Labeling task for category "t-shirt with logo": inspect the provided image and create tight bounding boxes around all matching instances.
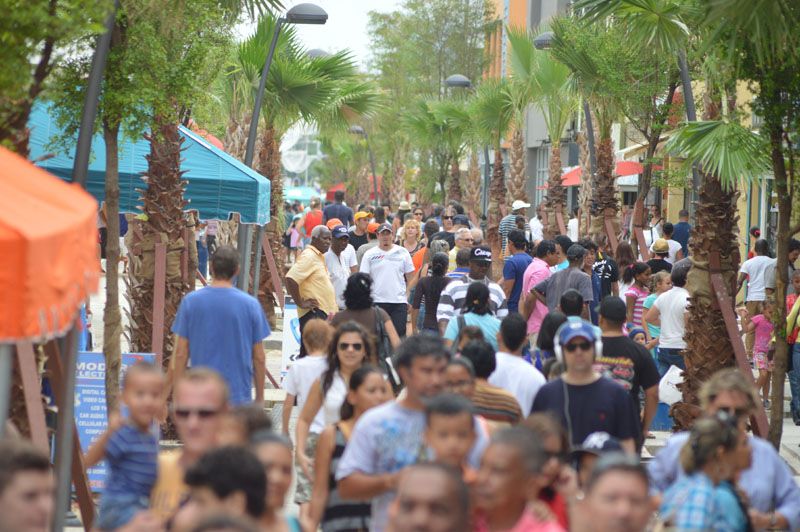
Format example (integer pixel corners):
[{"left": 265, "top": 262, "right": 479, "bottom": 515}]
[
  {"left": 593, "top": 252, "right": 619, "bottom": 298},
  {"left": 595, "top": 336, "right": 660, "bottom": 401},
  {"left": 359, "top": 245, "right": 415, "bottom": 304}
]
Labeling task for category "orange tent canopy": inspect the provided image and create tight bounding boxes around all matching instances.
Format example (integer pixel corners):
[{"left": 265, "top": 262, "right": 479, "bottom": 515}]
[{"left": 0, "top": 147, "right": 100, "bottom": 341}]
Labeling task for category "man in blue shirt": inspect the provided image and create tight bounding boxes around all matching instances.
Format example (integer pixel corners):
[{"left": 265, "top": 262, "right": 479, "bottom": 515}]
[
  {"left": 502, "top": 229, "right": 533, "bottom": 313},
  {"left": 322, "top": 189, "right": 354, "bottom": 228},
  {"left": 672, "top": 209, "right": 692, "bottom": 257},
  {"left": 169, "top": 245, "right": 271, "bottom": 406}
]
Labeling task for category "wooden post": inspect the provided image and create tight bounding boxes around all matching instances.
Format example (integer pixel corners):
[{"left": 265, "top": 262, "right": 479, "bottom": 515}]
[
  {"left": 603, "top": 209, "right": 619, "bottom": 254},
  {"left": 632, "top": 199, "right": 650, "bottom": 261},
  {"left": 196, "top": 269, "right": 208, "bottom": 286},
  {"left": 15, "top": 342, "right": 49, "bottom": 453},
  {"left": 261, "top": 232, "right": 284, "bottom": 310},
  {"left": 152, "top": 242, "right": 167, "bottom": 368},
  {"left": 553, "top": 203, "right": 567, "bottom": 235},
  {"left": 707, "top": 251, "right": 769, "bottom": 438},
  {"left": 43, "top": 341, "right": 94, "bottom": 532}
]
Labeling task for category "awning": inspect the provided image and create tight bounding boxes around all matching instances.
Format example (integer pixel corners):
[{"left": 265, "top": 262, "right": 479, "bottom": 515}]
[
  {"left": 327, "top": 176, "right": 383, "bottom": 202},
  {"left": 0, "top": 147, "right": 99, "bottom": 341},
  {"left": 28, "top": 103, "right": 270, "bottom": 224},
  {"left": 537, "top": 161, "right": 647, "bottom": 190},
  {"left": 285, "top": 186, "right": 321, "bottom": 204}
]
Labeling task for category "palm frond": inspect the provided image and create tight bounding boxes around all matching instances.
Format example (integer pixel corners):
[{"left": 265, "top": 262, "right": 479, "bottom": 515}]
[
  {"left": 664, "top": 120, "right": 772, "bottom": 190},
  {"left": 472, "top": 78, "right": 513, "bottom": 148}
]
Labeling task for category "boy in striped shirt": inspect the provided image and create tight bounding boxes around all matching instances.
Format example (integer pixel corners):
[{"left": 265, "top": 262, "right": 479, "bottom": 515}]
[{"left": 85, "top": 362, "right": 163, "bottom": 531}]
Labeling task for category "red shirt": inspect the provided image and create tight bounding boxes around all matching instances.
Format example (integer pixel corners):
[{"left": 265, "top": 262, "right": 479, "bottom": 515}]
[
  {"left": 787, "top": 294, "right": 799, "bottom": 343},
  {"left": 303, "top": 209, "right": 322, "bottom": 236}
]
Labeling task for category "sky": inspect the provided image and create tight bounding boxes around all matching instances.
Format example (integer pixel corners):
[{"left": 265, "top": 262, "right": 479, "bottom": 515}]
[{"left": 238, "top": 0, "right": 403, "bottom": 70}]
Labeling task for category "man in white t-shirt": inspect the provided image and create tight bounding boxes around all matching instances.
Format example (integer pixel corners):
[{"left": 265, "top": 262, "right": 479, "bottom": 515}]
[
  {"left": 489, "top": 314, "right": 545, "bottom": 417},
  {"left": 360, "top": 222, "right": 415, "bottom": 338},
  {"left": 567, "top": 206, "right": 580, "bottom": 241},
  {"left": 649, "top": 222, "right": 682, "bottom": 264},
  {"left": 324, "top": 225, "right": 358, "bottom": 309},
  {"left": 528, "top": 205, "right": 544, "bottom": 246},
  {"left": 737, "top": 239, "right": 773, "bottom": 359},
  {"left": 645, "top": 262, "right": 691, "bottom": 377}
]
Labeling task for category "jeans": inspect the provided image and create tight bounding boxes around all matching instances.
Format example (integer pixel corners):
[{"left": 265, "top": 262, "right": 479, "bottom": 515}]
[
  {"left": 657, "top": 347, "right": 686, "bottom": 377},
  {"left": 377, "top": 302, "right": 408, "bottom": 338},
  {"left": 790, "top": 342, "right": 800, "bottom": 414},
  {"left": 97, "top": 493, "right": 149, "bottom": 531}
]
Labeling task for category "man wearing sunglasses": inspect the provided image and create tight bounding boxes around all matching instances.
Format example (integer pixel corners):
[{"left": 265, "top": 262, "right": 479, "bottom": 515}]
[
  {"left": 531, "top": 320, "right": 639, "bottom": 454},
  {"left": 430, "top": 208, "right": 458, "bottom": 251},
  {"left": 648, "top": 369, "right": 800, "bottom": 531}
]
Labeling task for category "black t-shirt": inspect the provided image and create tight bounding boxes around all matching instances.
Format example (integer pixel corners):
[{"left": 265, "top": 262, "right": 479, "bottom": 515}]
[
  {"left": 593, "top": 252, "right": 620, "bottom": 298},
  {"left": 430, "top": 230, "right": 456, "bottom": 250},
  {"left": 647, "top": 258, "right": 672, "bottom": 275},
  {"left": 349, "top": 231, "right": 369, "bottom": 251},
  {"left": 530, "top": 376, "right": 639, "bottom": 445},
  {"left": 595, "top": 336, "right": 660, "bottom": 400}
]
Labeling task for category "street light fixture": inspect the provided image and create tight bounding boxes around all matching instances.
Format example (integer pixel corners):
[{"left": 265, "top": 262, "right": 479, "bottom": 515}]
[
  {"left": 348, "top": 126, "right": 379, "bottom": 209},
  {"left": 445, "top": 74, "right": 492, "bottom": 222},
  {"left": 240, "top": 2, "right": 328, "bottom": 293},
  {"left": 308, "top": 48, "right": 330, "bottom": 58}
]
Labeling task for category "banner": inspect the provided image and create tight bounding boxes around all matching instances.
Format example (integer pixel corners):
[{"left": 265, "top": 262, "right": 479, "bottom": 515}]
[
  {"left": 74, "top": 352, "right": 156, "bottom": 491},
  {"left": 281, "top": 295, "right": 301, "bottom": 383}
]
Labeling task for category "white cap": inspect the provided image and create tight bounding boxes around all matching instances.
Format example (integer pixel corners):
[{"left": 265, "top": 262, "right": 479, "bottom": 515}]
[{"left": 511, "top": 200, "right": 531, "bottom": 211}]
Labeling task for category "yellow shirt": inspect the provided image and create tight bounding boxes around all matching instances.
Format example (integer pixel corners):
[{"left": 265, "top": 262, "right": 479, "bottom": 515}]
[
  {"left": 150, "top": 450, "right": 188, "bottom": 525},
  {"left": 448, "top": 246, "right": 462, "bottom": 271},
  {"left": 286, "top": 245, "right": 337, "bottom": 317}
]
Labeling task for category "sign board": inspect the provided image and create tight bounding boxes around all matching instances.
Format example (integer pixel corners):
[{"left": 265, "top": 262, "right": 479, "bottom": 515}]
[
  {"left": 74, "top": 352, "right": 156, "bottom": 491},
  {"left": 280, "top": 296, "right": 301, "bottom": 383}
]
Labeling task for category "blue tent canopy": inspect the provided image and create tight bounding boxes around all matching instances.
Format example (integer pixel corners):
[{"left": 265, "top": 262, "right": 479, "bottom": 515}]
[
  {"left": 284, "top": 186, "right": 321, "bottom": 204},
  {"left": 28, "top": 103, "right": 270, "bottom": 224}
]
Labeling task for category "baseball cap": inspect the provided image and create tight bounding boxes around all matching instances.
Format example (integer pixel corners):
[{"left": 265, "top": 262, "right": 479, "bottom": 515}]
[
  {"left": 566, "top": 244, "right": 587, "bottom": 260},
  {"left": 598, "top": 295, "right": 627, "bottom": 323},
  {"left": 557, "top": 319, "right": 598, "bottom": 345},
  {"left": 452, "top": 214, "right": 469, "bottom": 226},
  {"left": 511, "top": 200, "right": 531, "bottom": 211},
  {"left": 377, "top": 222, "right": 393, "bottom": 234},
  {"left": 470, "top": 246, "right": 492, "bottom": 263},
  {"left": 652, "top": 238, "right": 669, "bottom": 253},
  {"left": 571, "top": 432, "right": 623, "bottom": 458},
  {"left": 367, "top": 222, "right": 380, "bottom": 234},
  {"left": 354, "top": 211, "right": 370, "bottom": 222},
  {"left": 332, "top": 225, "right": 349, "bottom": 239},
  {"left": 326, "top": 218, "right": 343, "bottom": 230},
  {"left": 399, "top": 201, "right": 410, "bottom": 210}
]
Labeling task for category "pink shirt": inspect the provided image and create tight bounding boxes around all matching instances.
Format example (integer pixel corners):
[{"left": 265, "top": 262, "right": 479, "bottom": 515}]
[
  {"left": 625, "top": 285, "right": 649, "bottom": 327},
  {"left": 750, "top": 314, "right": 774, "bottom": 355},
  {"left": 522, "top": 257, "right": 552, "bottom": 333},
  {"left": 475, "top": 508, "right": 566, "bottom": 532}
]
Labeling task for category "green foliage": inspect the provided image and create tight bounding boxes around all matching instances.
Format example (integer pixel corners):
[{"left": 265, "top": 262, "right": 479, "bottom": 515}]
[{"left": 472, "top": 78, "right": 513, "bottom": 150}]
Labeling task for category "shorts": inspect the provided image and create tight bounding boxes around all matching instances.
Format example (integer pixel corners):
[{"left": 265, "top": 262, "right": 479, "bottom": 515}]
[
  {"left": 294, "top": 431, "right": 320, "bottom": 504},
  {"left": 754, "top": 351, "right": 774, "bottom": 371},
  {"left": 97, "top": 493, "right": 150, "bottom": 531}
]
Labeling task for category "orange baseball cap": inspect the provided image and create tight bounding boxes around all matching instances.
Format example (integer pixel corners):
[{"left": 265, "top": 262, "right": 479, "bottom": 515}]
[
  {"left": 326, "top": 218, "right": 343, "bottom": 229},
  {"left": 367, "top": 222, "right": 380, "bottom": 234},
  {"left": 354, "top": 211, "right": 371, "bottom": 221}
]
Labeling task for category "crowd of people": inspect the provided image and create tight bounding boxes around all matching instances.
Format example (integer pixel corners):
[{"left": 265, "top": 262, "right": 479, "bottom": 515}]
[{"left": 7, "top": 196, "right": 800, "bottom": 532}]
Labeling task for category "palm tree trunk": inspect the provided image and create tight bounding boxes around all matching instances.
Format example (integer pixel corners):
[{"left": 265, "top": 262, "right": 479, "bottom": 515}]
[
  {"left": 465, "top": 149, "right": 483, "bottom": 224},
  {"left": 544, "top": 143, "right": 566, "bottom": 237},
  {"left": 577, "top": 123, "right": 594, "bottom": 237},
  {"left": 447, "top": 158, "right": 463, "bottom": 203},
  {"left": 487, "top": 146, "right": 506, "bottom": 276},
  {"left": 257, "top": 125, "right": 285, "bottom": 310},
  {"left": 506, "top": 127, "right": 528, "bottom": 206},
  {"left": 102, "top": 121, "right": 123, "bottom": 414},
  {"left": 390, "top": 148, "right": 406, "bottom": 208},
  {"left": 589, "top": 137, "right": 620, "bottom": 237}
]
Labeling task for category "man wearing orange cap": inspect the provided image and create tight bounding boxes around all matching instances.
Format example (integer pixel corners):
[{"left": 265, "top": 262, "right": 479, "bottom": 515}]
[
  {"left": 350, "top": 211, "right": 371, "bottom": 251},
  {"left": 325, "top": 218, "right": 343, "bottom": 230},
  {"left": 356, "top": 222, "right": 380, "bottom": 268}
]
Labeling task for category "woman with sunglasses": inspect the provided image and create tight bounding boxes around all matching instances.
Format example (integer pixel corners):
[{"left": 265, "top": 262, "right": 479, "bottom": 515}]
[
  {"left": 398, "top": 218, "right": 424, "bottom": 271},
  {"left": 295, "top": 321, "right": 380, "bottom": 487},
  {"left": 659, "top": 412, "right": 752, "bottom": 532}
]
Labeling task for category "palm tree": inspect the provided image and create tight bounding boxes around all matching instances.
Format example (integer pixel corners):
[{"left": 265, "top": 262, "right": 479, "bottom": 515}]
[
  {"left": 508, "top": 26, "right": 578, "bottom": 237},
  {"left": 430, "top": 98, "right": 472, "bottom": 203},
  {"left": 402, "top": 96, "right": 453, "bottom": 203},
  {"left": 473, "top": 78, "right": 513, "bottom": 266}
]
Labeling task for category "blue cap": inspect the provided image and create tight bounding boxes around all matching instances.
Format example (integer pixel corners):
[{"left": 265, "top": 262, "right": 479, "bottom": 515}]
[
  {"left": 557, "top": 319, "right": 598, "bottom": 345},
  {"left": 332, "top": 225, "right": 349, "bottom": 239}
]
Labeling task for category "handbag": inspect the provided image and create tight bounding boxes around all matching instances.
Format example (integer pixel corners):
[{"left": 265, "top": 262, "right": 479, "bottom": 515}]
[{"left": 374, "top": 307, "right": 401, "bottom": 393}]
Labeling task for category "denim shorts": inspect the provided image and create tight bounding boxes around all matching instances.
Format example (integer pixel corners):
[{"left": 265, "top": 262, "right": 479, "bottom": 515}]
[{"left": 97, "top": 492, "right": 150, "bottom": 531}]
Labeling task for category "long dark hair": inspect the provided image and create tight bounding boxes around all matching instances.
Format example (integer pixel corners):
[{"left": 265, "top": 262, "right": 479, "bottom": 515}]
[
  {"left": 321, "top": 321, "right": 376, "bottom": 396},
  {"left": 426, "top": 251, "right": 452, "bottom": 295},
  {"left": 343, "top": 272, "right": 373, "bottom": 310},
  {"left": 339, "top": 365, "right": 384, "bottom": 421},
  {"left": 536, "top": 311, "right": 567, "bottom": 353},
  {"left": 621, "top": 262, "right": 650, "bottom": 285},
  {"left": 615, "top": 241, "right": 636, "bottom": 271},
  {"left": 462, "top": 282, "right": 490, "bottom": 316}
]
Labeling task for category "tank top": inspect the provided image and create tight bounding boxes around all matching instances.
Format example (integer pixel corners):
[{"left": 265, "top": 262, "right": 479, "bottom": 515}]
[
  {"left": 323, "top": 372, "right": 347, "bottom": 425},
  {"left": 304, "top": 209, "right": 323, "bottom": 236},
  {"left": 322, "top": 425, "right": 371, "bottom": 532}
]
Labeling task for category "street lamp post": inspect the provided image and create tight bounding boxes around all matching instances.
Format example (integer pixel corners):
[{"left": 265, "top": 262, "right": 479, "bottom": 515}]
[
  {"left": 239, "top": 3, "right": 328, "bottom": 293},
  {"left": 348, "top": 126, "right": 379, "bottom": 209},
  {"left": 444, "top": 74, "right": 491, "bottom": 223}
]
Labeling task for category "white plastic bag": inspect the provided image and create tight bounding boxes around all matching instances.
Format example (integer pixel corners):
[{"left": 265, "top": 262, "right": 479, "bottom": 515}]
[{"left": 659, "top": 365, "right": 684, "bottom": 405}]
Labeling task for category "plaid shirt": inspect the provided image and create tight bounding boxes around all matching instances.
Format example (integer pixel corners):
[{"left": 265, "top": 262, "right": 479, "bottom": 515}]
[{"left": 659, "top": 473, "right": 736, "bottom": 532}]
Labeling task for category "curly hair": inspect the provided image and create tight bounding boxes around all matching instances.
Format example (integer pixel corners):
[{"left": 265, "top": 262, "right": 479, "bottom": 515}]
[
  {"left": 400, "top": 219, "right": 422, "bottom": 245},
  {"left": 343, "top": 272, "right": 374, "bottom": 310}
]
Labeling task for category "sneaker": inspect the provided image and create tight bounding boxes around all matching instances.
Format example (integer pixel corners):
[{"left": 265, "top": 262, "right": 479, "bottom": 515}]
[
  {"left": 793, "top": 408, "right": 800, "bottom": 426},
  {"left": 762, "top": 399, "right": 770, "bottom": 409}
]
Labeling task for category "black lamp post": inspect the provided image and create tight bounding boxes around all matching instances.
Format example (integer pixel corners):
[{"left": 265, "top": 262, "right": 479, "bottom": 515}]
[
  {"left": 348, "top": 126, "right": 379, "bottom": 209},
  {"left": 239, "top": 3, "right": 328, "bottom": 293},
  {"left": 445, "top": 74, "right": 491, "bottom": 223}
]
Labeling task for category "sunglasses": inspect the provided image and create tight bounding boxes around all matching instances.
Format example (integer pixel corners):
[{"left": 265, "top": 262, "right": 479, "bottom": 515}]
[
  {"left": 564, "top": 341, "right": 592, "bottom": 353},
  {"left": 442, "top": 216, "right": 453, "bottom": 220},
  {"left": 339, "top": 342, "right": 363, "bottom": 351},
  {"left": 173, "top": 408, "right": 220, "bottom": 419},
  {"left": 414, "top": 212, "right": 424, "bottom": 216}
]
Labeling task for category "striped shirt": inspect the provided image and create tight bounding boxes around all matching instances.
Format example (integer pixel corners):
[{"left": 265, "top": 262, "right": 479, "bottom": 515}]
[
  {"left": 625, "top": 285, "right": 649, "bottom": 327},
  {"left": 322, "top": 425, "right": 371, "bottom": 532},
  {"left": 436, "top": 275, "right": 508, "bottom": 325},
  {"left": 472, "top": 383, "right": 523, "bottom": 424},
  {"left": 105, "top": 424, "right": 158, "bottom": 498},
  {"left": 498, "top": 214, "right": 518, "bottom": 255}
]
